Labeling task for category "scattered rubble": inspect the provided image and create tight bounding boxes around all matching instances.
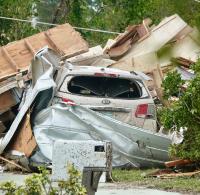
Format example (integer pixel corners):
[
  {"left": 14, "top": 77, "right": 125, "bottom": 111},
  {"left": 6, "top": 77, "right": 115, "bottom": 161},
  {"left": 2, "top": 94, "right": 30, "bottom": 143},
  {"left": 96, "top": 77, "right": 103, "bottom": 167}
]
[
  {"left": 0, "top": 48, "right": 171, "bottom": 170},
  {"left": 0, "top": 23, "right": 89, "bottom": 152},
  {"left": 148, "top": 159, "right": 200, "bottom": 179}
]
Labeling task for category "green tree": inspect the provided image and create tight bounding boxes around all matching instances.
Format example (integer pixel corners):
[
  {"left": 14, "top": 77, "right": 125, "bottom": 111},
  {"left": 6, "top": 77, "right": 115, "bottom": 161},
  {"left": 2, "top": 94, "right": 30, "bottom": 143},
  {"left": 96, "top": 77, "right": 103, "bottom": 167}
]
[
  {"left": 1, "top": 0, "right": 200, "bottom": 46},
  {"left": 0, "top": 0, "right": 39, "bottom": 45},
  {"left": 160, "top": 59, "right": 200, "bottom": 160},
  {"left": 36, "top": 0, "right": 200, "bottom": 46},
  {"left": 162, "top": 70, "right": 185, "bottom": 99}
]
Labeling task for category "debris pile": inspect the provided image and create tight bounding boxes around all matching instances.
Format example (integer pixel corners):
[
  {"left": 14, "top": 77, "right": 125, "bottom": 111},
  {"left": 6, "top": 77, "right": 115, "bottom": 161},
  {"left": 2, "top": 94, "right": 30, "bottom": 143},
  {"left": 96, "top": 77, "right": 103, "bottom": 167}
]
[
  {"left": 69, "top": 14, "right": 200, "bottom": 101},
  {"left": 148, "top": 159, "right": 200, "bottom": 179},
  {"left": 0, "top": 23, "right": 88, "bottom": 139},
  {"left": 0, "top": 48, "right": 171, "bottom": 170},
  {"left": 0, "top": 14, "right": 199, "bottom": 174}
]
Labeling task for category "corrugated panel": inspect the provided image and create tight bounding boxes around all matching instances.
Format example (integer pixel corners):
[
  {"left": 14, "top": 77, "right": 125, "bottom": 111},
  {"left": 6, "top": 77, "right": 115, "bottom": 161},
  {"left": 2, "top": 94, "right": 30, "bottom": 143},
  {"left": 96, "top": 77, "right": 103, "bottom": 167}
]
[{"left": 0, "top": 23, "right": 88, "bottom": 81}]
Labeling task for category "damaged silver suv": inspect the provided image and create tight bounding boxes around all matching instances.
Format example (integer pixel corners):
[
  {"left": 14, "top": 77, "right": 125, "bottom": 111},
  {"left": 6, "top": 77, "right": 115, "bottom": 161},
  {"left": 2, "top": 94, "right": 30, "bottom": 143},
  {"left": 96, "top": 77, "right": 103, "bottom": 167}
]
[{"left": 56, "top": 65, "right": 157, "bottom": 131}]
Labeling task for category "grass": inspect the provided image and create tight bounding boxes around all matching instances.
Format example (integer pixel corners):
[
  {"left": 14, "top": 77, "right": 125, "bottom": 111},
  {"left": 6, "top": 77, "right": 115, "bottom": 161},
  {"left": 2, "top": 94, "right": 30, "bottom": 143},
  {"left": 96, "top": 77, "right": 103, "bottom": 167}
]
[{"left": 112, "top": 169, "right": 200, "bottom": 193}]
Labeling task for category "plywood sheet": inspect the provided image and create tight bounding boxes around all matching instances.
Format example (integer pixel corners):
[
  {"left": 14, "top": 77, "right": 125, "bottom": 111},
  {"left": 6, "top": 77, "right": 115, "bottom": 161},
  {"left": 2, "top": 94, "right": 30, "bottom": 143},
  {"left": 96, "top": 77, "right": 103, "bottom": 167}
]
[
  {"left": 0, "top": 90, "right": 17, "bottom": 113},
  {"left": 0, "top": 23, "right": 88, "bottom": 81},
  {"left": 8, "top": 113, "right": 37, "bottom": 157}
]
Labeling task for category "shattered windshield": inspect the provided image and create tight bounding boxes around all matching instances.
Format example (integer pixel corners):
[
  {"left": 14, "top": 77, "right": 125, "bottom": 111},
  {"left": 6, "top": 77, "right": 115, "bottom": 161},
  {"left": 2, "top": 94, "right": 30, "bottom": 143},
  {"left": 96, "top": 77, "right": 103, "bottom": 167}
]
[{"left": 68, "top": 76, "right": 142, "bottom": 99}]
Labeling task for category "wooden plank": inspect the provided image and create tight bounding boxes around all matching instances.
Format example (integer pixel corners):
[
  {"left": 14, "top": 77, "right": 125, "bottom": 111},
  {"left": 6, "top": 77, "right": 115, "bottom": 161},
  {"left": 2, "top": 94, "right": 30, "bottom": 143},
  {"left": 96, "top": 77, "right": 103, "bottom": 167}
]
[
  {"left": 8, "top": 113, "right": 37, "bottom": 158},
  {"left": 172, "top": 57, "right": 194, "bottom": 68},
  {"left": 112, "top": 25, "right": 138, "bottom": 47},
  {"left": 165, "top": 159, "right": 192, "bottom": 168},
  {"left": 0, "top": 80, "right": 18, "bottom": 95},
  {"left": 24, "top": 39, "right": 36, "bottom": 55},
  {"left": 136, "top": 23, "right": 150, "bottom": 40},
  {"left": 108, "top": 39, "right": 132, "bottom": 58},
  {"left": 152, "top": 68, "right": 164, "bottom": 103}
]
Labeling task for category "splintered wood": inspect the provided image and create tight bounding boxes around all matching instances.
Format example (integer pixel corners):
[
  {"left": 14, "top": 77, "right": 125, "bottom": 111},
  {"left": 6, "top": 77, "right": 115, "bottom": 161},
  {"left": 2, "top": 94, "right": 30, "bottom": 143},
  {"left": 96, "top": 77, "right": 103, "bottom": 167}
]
[{"left": 0, "top": 23, "right": 88, "bottom": 81}]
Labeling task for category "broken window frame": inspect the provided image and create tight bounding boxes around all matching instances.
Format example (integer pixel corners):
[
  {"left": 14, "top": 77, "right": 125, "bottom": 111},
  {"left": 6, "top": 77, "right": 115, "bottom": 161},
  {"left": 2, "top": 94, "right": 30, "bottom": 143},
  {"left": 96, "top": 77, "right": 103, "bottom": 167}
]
[{"left": 59, "top": 75, "right": 149, "bottom": 100}]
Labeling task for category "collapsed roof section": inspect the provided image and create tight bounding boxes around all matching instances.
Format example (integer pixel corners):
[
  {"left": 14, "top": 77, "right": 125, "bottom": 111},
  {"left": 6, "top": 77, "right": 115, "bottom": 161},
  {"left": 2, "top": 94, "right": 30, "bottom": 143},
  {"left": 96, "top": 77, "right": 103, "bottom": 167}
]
[
  {"left": 104, "top": 14, "right": 200, "bottom": 72},
  {"left": 0, "top": 23, "right": 89, "bottom": 82},
  {"left": 101, "top": 14, "right": 200, "bottom": 102}
]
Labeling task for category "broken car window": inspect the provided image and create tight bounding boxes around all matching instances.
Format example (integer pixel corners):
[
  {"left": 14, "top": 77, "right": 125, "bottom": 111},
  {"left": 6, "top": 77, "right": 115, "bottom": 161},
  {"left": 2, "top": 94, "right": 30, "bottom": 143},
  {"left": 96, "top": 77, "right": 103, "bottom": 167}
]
[{"left": 68, "top": 76, "right": 142, "bottom": 99}]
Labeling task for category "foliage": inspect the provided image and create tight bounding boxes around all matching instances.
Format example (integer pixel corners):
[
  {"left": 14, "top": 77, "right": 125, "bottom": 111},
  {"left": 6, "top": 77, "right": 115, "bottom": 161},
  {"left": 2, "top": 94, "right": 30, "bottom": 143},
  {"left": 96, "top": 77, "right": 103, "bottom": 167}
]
[
  {"left": 0, "top": 0, "right": 39, "bottom": 45},
  {"left": 160, "top": 59, "right": 200, "bottom": 160},
  {"left": 1, "top": 0, "right": 200, "bottom": 46},
  {"left": 0, "top": 164, "right": 86, "bottom": 195},
  {"left": 157, "top": 106, "right": 175, "bottom": 130},
  {"left": 36, "top": 0, "right": 200, "bottom": 46},
  {"left": 162, "top": 70, "right": 185, "bottom": 99},
  {"left": 58, "top": 164, "right": 86, "bottom": 195}
]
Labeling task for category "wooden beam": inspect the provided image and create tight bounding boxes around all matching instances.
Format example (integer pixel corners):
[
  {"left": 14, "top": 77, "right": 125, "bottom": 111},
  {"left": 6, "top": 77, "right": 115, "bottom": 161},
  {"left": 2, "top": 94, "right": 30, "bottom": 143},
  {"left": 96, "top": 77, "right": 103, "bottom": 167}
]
[
  {"left": 2, "top": 47, "right": 19, "bottom": 71},
  {"left": 152, "top": 69, "right": 163, "bottom": 101},
  {"left": 165, "top": 159, "right": 193, "bottom": 168},
  {"left": 108, "top": 39, "right": 132, "bottom": 58},
  {"left": 24, "top": 39, "right": 36, "bottom": 55}
]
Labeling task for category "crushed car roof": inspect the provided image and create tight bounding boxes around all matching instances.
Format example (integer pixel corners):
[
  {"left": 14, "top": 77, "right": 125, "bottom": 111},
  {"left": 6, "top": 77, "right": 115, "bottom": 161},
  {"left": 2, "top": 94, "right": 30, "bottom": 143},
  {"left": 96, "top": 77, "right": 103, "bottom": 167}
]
[{"left": 64, "top": 63, "right": 152, "bottom": 80}]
